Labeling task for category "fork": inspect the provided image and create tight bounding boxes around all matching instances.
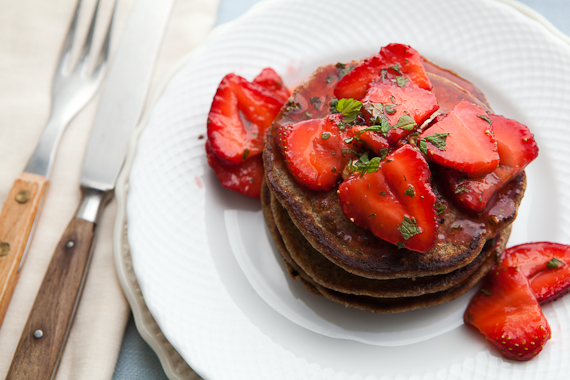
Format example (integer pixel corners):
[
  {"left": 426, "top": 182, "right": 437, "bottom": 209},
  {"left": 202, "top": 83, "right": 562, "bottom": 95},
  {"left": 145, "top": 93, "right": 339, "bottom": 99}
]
[{"left": 0, "top": 0, "right": 115, "bottom": 328}]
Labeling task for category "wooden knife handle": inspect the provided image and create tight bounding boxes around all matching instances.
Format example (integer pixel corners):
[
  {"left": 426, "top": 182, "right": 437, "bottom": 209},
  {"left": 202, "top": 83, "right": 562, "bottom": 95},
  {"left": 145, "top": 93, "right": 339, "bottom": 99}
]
[
  {"left": 0, "top": 172, "right": 49, "bottom": 328},
  {"left": 6, "top": 217, "right": 96, "bottom": 380}
]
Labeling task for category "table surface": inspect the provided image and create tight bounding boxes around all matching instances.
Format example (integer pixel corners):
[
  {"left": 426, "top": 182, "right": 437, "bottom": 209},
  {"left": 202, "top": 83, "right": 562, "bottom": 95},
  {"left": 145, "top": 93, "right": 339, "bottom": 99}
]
[{"left": 110, "top": 0, "right": 570, "bottom": 379}]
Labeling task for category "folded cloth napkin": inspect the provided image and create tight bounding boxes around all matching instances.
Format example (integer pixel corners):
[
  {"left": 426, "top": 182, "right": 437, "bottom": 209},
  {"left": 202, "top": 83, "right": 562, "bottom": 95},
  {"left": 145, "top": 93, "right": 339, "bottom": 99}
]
[{"left": 0, "top": 0, "right": 218, "bottom": 378}]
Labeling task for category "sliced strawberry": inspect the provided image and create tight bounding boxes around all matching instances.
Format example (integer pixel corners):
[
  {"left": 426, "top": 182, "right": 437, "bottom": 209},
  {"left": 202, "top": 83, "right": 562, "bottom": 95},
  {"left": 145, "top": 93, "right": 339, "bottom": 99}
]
[
  {"left": 277, "top": 114, "right": 359, "bottom": 191},
  {"left": 464, "top": 266, "right": 551, "bottom": 361},
  {"left": 440, "top": 114, "right": 538, "bottom": 213},
  {"left": 253, "top": 68, "right": 291, "bottom": 103},
  {"left": 420, "top": 100, "right": 500, "bottom": 177},
  {"left": 206, "top": 140, "right": 264, "bottom": 198},
  {"left": 360, "top": 78, "right": 439, "bottom": 145},
  {"left": 334, "top": 43, "right": 432, "bottom": 100},
  {"left": 500, "top": 242, "right": 570, "bottom": 304},
  {"left": 350, "top": 124, "right": 390, "bottom": 156},
  {"left": 338, "top": 145, "right": 437, "bottom": 252},
  {"left": 491, "top": 114, "right": 539, "bottom": 170},
  {"left": 207, "top": 72, "right": 285, "bottom": 164}
]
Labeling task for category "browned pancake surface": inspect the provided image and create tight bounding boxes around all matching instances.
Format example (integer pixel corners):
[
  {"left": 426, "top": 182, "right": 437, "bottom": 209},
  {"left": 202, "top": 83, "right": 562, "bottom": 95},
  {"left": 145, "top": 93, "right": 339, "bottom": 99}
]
[{"left": 268, "top": 183, "right": 511, "bottom": 297}]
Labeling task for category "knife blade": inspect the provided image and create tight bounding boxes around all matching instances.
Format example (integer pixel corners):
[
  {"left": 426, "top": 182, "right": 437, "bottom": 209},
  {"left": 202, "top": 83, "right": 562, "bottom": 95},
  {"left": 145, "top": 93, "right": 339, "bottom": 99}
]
[{"left": 6, "top": 0, "right": 174, "bottom": 377}]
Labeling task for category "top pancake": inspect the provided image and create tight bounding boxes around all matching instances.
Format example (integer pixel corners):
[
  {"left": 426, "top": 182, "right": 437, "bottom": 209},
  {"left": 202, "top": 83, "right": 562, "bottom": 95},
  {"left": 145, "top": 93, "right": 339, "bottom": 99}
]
[{"left": 263, "top": 59, "right": 526, "bottom": 280}]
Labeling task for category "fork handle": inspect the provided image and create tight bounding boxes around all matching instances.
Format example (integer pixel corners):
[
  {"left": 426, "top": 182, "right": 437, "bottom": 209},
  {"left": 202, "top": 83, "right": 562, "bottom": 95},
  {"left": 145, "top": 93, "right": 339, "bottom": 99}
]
[
  {"left": 0, "top": 172, "right": 49, "bottom": 328},
  {"left": 7, "top": 217, "right": 96, "bottom": 380}
]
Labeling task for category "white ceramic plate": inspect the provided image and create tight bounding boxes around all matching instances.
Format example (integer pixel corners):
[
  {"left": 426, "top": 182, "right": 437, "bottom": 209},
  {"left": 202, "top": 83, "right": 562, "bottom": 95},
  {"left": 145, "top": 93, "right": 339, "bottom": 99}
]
[{"left": 115, "top": 0, "right": 570, "bottom": 378}]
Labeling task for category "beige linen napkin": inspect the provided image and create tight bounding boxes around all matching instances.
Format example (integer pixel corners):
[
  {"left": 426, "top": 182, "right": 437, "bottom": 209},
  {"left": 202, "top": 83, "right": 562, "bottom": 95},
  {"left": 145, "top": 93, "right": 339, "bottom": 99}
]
[{"left": 0, "top": 0, "right": 218, "bottom": 378}]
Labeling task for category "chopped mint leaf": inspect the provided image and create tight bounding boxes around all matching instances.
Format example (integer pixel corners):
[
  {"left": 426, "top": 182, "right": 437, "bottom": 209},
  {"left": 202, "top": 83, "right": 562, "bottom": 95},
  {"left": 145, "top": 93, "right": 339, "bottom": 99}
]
[
  {"left": 362, "top": 102, "right": 384, "bottom": 119},
  {"left": 397, "top": 242, "right": 406, "bottom": 250},
  {"left": 305, "top": 111, "right": 312, "bottom": 118},
  {"left": 336, "top": 98, "right": 363, "bottom": 123},
  {"left": 455, "top": 186, "right": 470, "bottom": 194},
  {"left": 398, "top": 216, "right": 421, "bottom": 240},
  {"left": 419, "top": 138, "right": 428, "bottom": 155},
  {"left": 384, "top": 103, "right": 398, "bottom": 115},
  {"left": 321, "top": 133, "right": 331, "bottom": 140},
  {"left": 336, "top": 62, "right": 346, "bottom": 69},
  {"left": 547, "top": 257, "right": 565, "bottom": 269},
  {"left": 326, "top": 75, "right": 336, "bottom": 84},
  {"left": 480, "top": 288, "right": 492, "bottom": 296},
  {"left": 394, "top": 114, "right": 417, "bottom": 131},
  {"left": 242, "top": 149, "right": 250, "bottom": 161},
  {"left": 423, "top": 132, "right": 449, "bottom": 151},
  {"left": 330, "top": 98, "right": 339, "bottom": 113},
  {"left": 310, "top": 96, "right": 322, "bottom": 110},
  {"left": 391, "top": 63, "right": 402, "bottom": 75},
  {"left": 378, "top": 147, "right": 388, "bottom": 161},
  {"left": 436, "top": 204, "right": 446, "bottom": 215},
  {"left": 404, "top": 185, "right": 415, "bottom": 198},
  {"left": 392, "top": 76, "right": 409, "bottom": 87},
  {"left": 477, "top": 114, "right": 492, "bottom": 125}
]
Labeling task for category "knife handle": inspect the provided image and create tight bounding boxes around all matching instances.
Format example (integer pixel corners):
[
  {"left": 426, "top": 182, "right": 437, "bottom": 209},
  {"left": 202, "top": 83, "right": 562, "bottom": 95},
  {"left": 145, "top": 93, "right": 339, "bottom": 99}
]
[
  {"left": 0, "top": 172, "right": 49, "bottom": 328},
  {"left": 6, "top": 217, "right": 95, "bottom": 380}
]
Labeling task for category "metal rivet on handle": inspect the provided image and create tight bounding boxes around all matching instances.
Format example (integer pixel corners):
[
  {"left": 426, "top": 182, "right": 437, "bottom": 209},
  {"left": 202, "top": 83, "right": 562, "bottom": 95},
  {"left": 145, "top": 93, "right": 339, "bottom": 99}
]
[
  {"left": 15, "top": 190, "right": 31, "bottom": 204},
  {"left": 0, "top": 243, "right": 10, "bottom": 257},
  {"left": 33, "top": 329, "right": 43, "bottom": 339},
  {"left": 66, "top": 241, "right": 75, "bottom": 249}
]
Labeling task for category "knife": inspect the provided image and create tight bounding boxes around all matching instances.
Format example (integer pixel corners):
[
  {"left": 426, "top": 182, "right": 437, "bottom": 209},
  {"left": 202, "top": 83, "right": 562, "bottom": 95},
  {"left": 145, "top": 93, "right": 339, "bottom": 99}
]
[{"left": 6, "top": 0, "right": 174, "bottom": 377}]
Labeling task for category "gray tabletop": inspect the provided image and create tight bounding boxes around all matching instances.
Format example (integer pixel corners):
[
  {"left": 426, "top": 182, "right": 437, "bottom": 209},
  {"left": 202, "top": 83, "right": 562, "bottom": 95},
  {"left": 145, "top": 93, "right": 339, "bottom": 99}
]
[{"left": 111, "top": 0, "right": 570, "bottom": 379}]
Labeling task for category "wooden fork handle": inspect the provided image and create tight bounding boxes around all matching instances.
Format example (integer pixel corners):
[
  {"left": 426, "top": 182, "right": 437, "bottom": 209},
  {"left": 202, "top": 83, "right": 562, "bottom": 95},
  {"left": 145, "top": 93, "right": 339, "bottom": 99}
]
[
  {"left": 0, "top": 172, "right": 49, "bottom": 328},
  {"left": 7, "top": 217, "right": 96, "bottom": 379}
]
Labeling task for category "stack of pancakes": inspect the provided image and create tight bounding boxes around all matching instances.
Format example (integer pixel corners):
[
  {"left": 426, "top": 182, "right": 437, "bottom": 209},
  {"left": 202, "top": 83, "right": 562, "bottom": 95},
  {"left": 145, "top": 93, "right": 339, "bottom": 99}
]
[{"left": 262, "top": 58, "right": 526, "bottom": 313}]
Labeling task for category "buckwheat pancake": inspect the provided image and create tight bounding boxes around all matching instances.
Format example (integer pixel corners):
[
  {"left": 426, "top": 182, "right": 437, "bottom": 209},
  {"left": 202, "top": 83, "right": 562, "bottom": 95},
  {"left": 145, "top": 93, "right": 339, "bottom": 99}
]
[
  {"left": 264, "top": 181, "right": 511, "bottom": 297},
  {"left": 263, "top": 61, "right": 526, "bottom": 280},
  {"left": 262, "top": 180, "right": 510, "bottom": 313}
]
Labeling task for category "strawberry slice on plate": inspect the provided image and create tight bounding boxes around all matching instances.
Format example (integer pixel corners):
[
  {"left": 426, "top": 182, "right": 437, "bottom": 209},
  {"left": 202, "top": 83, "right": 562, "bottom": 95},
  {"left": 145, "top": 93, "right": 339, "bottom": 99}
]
[
  {"left": 420, "top": 100, "right": 500, "bottom": 178},
  {"left": 464, "top": 266, "right": 551, "bottom": 361},
  {"left": 338, "top": 145, "right": 437, "bottom": 252},
  {"left": 440, "top": 114, "right": 538, "bottom": 213},
  {"left": 206, "top": 140, "right": 264, "bottom": 198},
  {"left": 253, "top": 67, "right": 291, "bottom": 103},
  {"left": 501, "top": 242, "right": 570, "bottom": 304},
  {"left": 277, "top": 114, "right": 359, "bottom": 191},
  {"left": 207, "top": 72, "right": 286, "bottom": 164},
  {"left": 334, "top": 43, "right": 432, "bottom": 100},
  {"left": 360, "top": 78, "right": 439, "bottom": 145}
]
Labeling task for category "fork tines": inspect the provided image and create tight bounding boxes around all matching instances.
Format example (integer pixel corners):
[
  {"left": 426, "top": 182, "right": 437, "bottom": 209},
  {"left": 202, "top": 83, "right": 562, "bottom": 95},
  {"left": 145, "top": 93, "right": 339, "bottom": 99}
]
[{"left": 58, "top": 0, "right": 117, "bottom": 78}]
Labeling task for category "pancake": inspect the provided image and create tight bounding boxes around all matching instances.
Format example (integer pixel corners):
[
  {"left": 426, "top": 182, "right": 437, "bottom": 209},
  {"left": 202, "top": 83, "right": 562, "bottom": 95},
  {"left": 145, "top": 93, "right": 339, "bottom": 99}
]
[
  {"left": 266, "top": 181, "right": 511, "bottom": 297},
  {"left": 262, "top": 180, "right": 510, "bottom": 313},
  {"left": 263, "top": 61, "right": 526, "bottom": 280}
]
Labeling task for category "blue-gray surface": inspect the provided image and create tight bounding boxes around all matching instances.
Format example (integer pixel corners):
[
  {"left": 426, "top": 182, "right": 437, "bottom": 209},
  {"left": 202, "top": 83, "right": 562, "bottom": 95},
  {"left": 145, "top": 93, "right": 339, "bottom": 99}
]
[{"left": 111, "top": 0, "right": 570, "bottom": 379}]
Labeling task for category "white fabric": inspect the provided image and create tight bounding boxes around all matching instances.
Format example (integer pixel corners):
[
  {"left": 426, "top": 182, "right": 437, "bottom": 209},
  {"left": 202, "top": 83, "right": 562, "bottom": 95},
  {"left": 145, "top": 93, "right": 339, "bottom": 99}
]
[{"left": 0, "top": 0, "right": 218, "bottom": 378}]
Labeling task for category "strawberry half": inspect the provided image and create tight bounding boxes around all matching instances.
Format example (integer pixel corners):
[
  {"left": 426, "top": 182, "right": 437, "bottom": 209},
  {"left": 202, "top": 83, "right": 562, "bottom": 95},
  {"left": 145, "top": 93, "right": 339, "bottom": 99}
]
[
  {"left": 464, "top": 266, "right": 551, "bottom": 361},
  {"left": 338, "top": 145, "right": 437, "bottom": 252},
  {"left": 360, "top": 78, "right": 439, "bottom": 145},
  {"left": 206, "top": 140, "right": 264, "bottom": 198},
  {"left": 420, "top": 100, "right": 500, "bottom": 178},
  {"left": 253, "top": 67, "right": 291, "bottom": 103},
  {"left": 501, "top": 242, "right": 570, "bottom": 304},
  {"left": 334, "top": 43, "right": 432, "bottom": 100},
  {"left": 207, "top": 72, "right": 286, "bottom": 164},
  {"left": 277, "top": 114, "right": 359, "bottom": 191},
  {"left": 440, "top": 114, "right": 538, "bottom": 213}
]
